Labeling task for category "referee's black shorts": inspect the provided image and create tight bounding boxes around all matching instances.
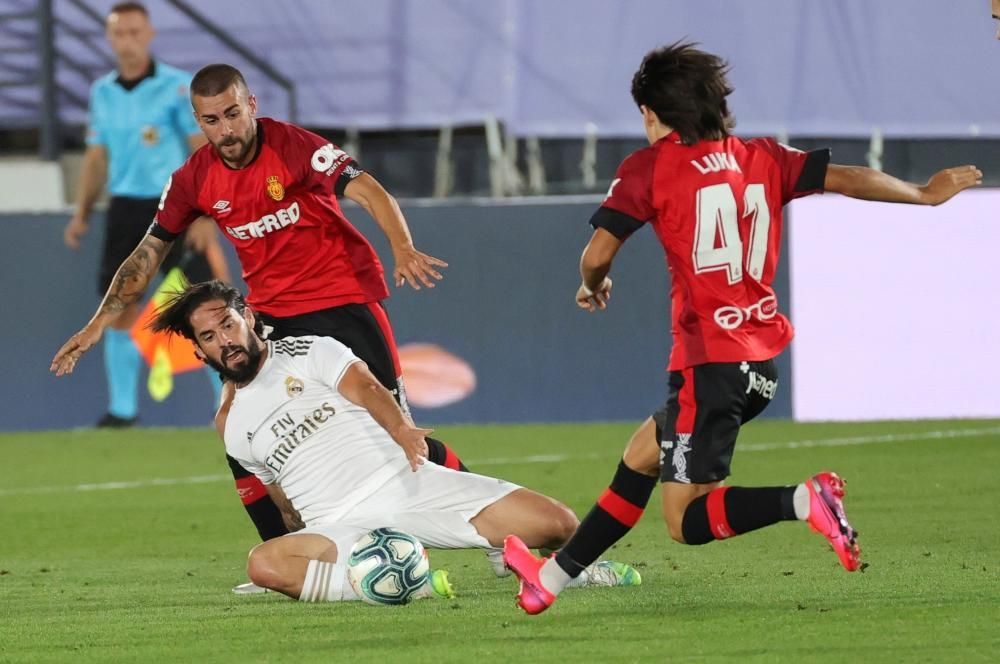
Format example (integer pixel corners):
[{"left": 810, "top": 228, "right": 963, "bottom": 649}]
[{"left": 97, "top": 196, "right": 213, "bottom": 295}]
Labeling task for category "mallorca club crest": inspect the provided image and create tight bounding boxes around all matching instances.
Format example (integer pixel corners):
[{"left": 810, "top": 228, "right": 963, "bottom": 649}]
[
  {"left": 285, "top": 376, "right": 304, "bottom": 398},
  {"left": 266, "top": 175, "right": 285, "bottom": 201}
]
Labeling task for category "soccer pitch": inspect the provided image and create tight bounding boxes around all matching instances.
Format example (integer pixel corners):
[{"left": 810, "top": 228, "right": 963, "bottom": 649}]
[{"left": 1, "top": 420, "right": 997, "bottom": 662}]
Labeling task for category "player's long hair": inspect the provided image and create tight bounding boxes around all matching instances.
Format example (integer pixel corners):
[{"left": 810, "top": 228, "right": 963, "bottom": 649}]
[
  {"left": 631, "top": 41, "right": 735, "bottom": 145},
  {"left": 151, "top": 279, "right": 262, "bottom": 341}
]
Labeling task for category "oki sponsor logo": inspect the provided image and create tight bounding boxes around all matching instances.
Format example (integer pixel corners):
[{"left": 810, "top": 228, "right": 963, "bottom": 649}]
[
  {"left": 225, "top": 202, "right": 301, "bottom": 240},
  {"left": 713, "top": 294, "right": 778, "bottom": 330},
  {"left": 311, "top": 143, "right": 350, "bottom": 176}
]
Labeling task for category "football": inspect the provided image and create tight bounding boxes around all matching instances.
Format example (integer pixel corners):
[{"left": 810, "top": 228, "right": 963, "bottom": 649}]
[{"left": 347, "top": 528, "right": 430, "bottom": 605}]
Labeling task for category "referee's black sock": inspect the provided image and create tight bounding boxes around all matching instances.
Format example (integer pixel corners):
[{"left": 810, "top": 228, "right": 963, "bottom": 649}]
[
  {"left": 227, "top": 454, "right": 288, "bottom": 541},
  {"left": 555, "top": 460, "right": 657, "bottom": 577},
  {"left": 425, "top": 437, "right": 470, "bottom": 472},
  {"left": 680, "top": 486, "right": 798, "bottom": 545}
]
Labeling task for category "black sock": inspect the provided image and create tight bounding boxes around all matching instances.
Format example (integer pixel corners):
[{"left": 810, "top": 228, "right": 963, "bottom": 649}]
[
  {"left": 555, "top": 460, "right": 657, "bottom": 576},
  {"left": 425, "top": 437, "right": 469, "bottom": 472},
  {"left": 680, "top": 486, "right": 797, "bottom": 545},
  {"left": 227, "top": 454, "right": 288, "bottom": 541}
]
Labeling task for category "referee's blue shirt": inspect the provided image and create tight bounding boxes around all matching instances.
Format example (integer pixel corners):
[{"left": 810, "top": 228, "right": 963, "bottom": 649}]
[{"left": 86, "top": 60, "right": 200, "bottom": 198}]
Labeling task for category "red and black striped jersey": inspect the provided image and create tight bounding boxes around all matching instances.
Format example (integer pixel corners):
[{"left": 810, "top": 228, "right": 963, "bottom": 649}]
[{"left": 152, "top": 118, "right": 388, "bottom": 317}]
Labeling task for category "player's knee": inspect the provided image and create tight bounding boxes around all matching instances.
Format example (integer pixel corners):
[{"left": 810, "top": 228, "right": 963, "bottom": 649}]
[
  {"left": 557, "top": 505, "right": 580, "bottom": 541},
  {"left": 545, "top": 502, "right": 580, "bottom": 545},
  {"left": 246, "top": 543, "right": 284, "bottom": 590},
  {"left": 664, "top": 514, "right": 688, "bottom": 544}
]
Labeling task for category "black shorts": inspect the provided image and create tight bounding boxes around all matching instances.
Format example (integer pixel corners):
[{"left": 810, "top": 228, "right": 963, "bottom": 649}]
[
  {"left": 98, "top": 196, "right": 213, "bottom": 294},
  {"left": 654, "top": 359, "right": 778, "bottom": 484},
  {"left": 256, "top": 302, "right": 408, "bottom": 410}
]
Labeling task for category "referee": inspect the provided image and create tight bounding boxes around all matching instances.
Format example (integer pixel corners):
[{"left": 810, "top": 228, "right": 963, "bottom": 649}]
[{"left": 63, "top": 2, "right": 228, "bottom": 427}]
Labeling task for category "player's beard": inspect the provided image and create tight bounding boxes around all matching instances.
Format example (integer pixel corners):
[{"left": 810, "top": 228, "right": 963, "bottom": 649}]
[
  {"left": 207, "top": 338, "right": 264, "bottom": 384},
  {"left": 215, "top": 131, "right": 254, "bottom": 166}
]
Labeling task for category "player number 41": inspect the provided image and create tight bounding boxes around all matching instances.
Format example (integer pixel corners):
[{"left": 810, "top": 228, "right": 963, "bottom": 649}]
[{"left": 693, "top": 182, "right": 771, "bottom": 284}]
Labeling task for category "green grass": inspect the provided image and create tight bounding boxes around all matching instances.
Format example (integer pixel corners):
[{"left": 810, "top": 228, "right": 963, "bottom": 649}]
[{"left": 1, "top": 419, "right": 998, "bottom": 663}]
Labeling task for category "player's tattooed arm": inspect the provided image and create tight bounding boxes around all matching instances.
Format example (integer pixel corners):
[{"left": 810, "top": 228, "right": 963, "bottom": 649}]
[
  {"left": 50, "top": 233, "right": 173, "bottom": 376},
  {"left": 99, "top": 234, "right": 172, "bottom": 317}
]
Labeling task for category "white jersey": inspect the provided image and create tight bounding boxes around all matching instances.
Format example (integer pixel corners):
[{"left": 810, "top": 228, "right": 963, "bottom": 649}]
[{"left": 224, "top": 336, "right": 411, "bottom": 527}]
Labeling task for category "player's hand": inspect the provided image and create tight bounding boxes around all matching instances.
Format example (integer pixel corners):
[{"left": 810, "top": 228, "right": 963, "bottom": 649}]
[
  {"left": 392, "top": 424, "right": 432, "bottom": 471},
  {"left": 184, "top": 216, "right": 217, "bottom": 253},
  {"left": 64, "top": 215, "right": 90, "bottom": 250},
  {"left": 50, "top": 323, "right": 104, "bottom": 376},
  {"left": 576, "top": 277, "right": 612, "bottom": 312},
  {"left": 919, "top": 165, "right": 982, "bottom": 205},
  {"left": 393, "top": 246, "right": 448, "bottom": 290},
  {"left": 282, "top": 508, "right": 305, "bottom": 533}
]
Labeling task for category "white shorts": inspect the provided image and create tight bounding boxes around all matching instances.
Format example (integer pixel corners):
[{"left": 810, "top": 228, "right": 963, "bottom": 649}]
[{"left": 291, "top": 463, "right": 520, "bottom": 553}]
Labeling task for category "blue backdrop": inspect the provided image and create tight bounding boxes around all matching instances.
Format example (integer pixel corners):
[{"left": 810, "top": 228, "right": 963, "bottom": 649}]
[{"left": 0, "top": 200, "right": 793, "bottom": 431}]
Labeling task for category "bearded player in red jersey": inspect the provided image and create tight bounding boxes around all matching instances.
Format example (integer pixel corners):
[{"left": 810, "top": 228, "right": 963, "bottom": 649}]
[
  {"left": 51, "top": 64, "right": 470, "bottom": 551},
  {"left": 503, "top": 42, "right": 983, "bottom": 614}
]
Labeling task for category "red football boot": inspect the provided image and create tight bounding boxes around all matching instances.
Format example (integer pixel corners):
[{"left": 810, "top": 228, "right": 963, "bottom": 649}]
[
  {"left": 806, "top": 472, "right": 861, "bottom": 571},
  {"left": 503, "top": 535, "right": 557, "bottom": 615}
]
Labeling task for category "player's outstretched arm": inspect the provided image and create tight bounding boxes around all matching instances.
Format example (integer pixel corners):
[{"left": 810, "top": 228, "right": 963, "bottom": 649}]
[
  {"left": 577, "top": 228, "right": 623, "bottom": 312},
  {"left": 824, "top": 164, "right": 982, "bottom": 206},
  {"left": 50, "top": 233, "right": 173, "bottom": 376},
  {"left": 343, "top": 173, "right": 448, "bottom": 290},
  {"left": 337, "top": 361, "right": 430, "bottom": 471}
]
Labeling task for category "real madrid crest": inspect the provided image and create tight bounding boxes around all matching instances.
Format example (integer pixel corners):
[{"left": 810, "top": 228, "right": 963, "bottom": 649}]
[
  {"left": 266, "top": 175, "right": 285, "bottom": 201},
  {"left": 285, "top": 376, "right": 304, "bottom": 397}
]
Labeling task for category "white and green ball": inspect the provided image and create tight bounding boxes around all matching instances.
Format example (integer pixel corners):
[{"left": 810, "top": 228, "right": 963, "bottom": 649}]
[{"left": 347, "top": 528, "right": 429, "bottom": 605}]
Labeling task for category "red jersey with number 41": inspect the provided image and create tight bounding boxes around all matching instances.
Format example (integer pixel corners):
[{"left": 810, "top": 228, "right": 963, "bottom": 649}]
[
  {"left": 151, "top": 117, "right": 388, "bottom": 317},
  {"left": 591, "top": 132, "right": 829, "bottom": 370}
]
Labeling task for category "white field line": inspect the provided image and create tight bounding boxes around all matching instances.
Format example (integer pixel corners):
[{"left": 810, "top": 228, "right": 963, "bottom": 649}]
[
  {"left": 0, "top": 473, "right": 231, "bottom": 496},
  {"left": 468, "top": 426, "right": 1000, "bottom": 465},
  {"left": 2, "top": 426, "right": 997, "bottom": 497}
]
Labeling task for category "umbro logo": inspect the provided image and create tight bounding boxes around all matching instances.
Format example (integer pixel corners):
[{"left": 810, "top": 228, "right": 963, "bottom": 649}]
[{"left": 213, "top": 200, "right": 232, "bottom": 216}]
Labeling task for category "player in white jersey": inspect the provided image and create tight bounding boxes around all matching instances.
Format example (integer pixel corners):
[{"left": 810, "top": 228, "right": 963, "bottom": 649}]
[{"left": 152, "top": 280, "right": 642, "bottom": 602}]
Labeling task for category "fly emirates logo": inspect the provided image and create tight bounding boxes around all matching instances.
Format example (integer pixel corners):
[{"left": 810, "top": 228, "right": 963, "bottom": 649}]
[
  {"left": 263, "top": 402, "right": 336, "bottom": 474},
  {"left": 225, "top": 201, "right": 301, "bottom": 240}
]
